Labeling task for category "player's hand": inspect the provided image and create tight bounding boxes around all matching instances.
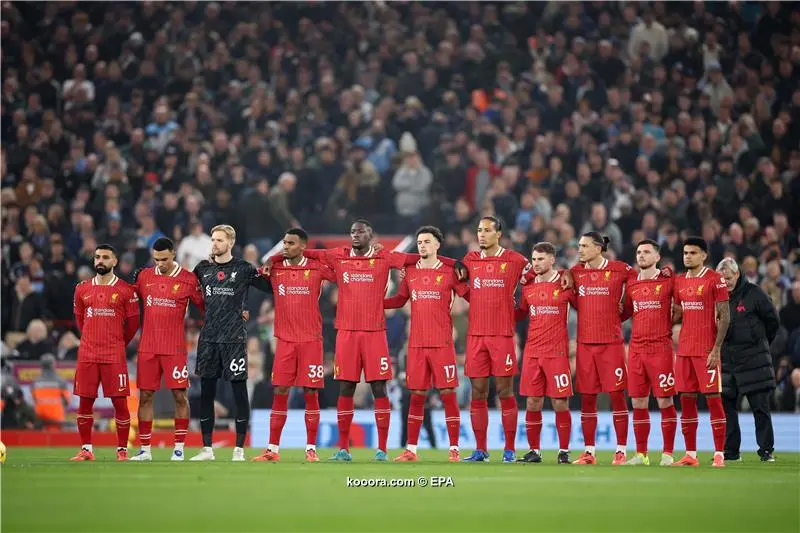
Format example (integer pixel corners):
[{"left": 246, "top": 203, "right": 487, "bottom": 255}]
[
  {"left": 660, "top": 266, "right": 673, "bottom": 278},
  {"left": 706, "top": 347, "right": 721, "bottom": 369},
  {"left": 561, "top": 270, "right": 574, "bottom": 289},
  {"left": 618, "top": 301, "right": 624, "bottom": 315},
  {"left": 398, "top": 267, "right": 406, "bottom": 280},
  {"left": 242, "top": 310, "right": 250, "bottom": 321},
  {"left": 373, "top": 242, "right": 384, "bottom": 252},
  {"left": 260, "top": 259, "right": 273, "bottom": 277}
]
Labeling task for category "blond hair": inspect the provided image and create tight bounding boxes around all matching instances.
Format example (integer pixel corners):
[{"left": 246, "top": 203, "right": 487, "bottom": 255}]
[{"left": 211, "top": 224, "right": 236, "bottom": 242}]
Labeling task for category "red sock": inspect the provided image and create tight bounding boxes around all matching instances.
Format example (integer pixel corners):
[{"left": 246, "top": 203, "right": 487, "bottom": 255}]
[
  {"left": 406, "top": 394, "right": 425, "bottom": 447},
  {"left": 680, "top": 395, "right": 699, "bottom": 453},
  {"left": 470, "top": 399, "right": 488, "bottom": 451},
  {"left": 440, "top": 392, "right": 460, "bottom": 448},
  {"left": 706, "top": 395, "right": 727, "bottom": 453},
  {"left": 138, "top": 419, "right": 153, "bottom": 447},
  {"left": 304, "top": 392, "right": 320, "bottom": 447},
  {"left": 581, "top": 394, "right": 598, "bottom": 447},
  {"left": 660, "top": 405, "right": 677, "bottom": 455},
  {"left": 374, "top": 397, "right": 391, "bottom": 452},
  {"left": 337, "top": 396, "right": 355, "bottom": 451},
  {"left": 555, "top": 410, "right": 571, "bottom": 451},
  {"left": 632, "top": 408, "right": 650, "bottom": 454},
  {"left": 111, "top": 397, "right": 130, "bottom": 449},
  {"left": 269, "top": 393, "right": 289, "bottom": 448},
  {"left": 525, "top": 410, "right": 542, "bottom": 451},
  {"left": 500, "top": 397, "right": 518, "bottom": 452},
  {"left": 77, "top": 396, "right": 95, "bottom": 447},
  {"left": 174, "top": 418, "right": 189, "bottom": 445},
  {"left": 610, "top": 390, "right": 629, "bottom": 447}
]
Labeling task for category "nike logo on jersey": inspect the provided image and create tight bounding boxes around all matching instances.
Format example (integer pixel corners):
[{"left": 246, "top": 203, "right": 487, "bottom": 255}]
[{"left": 203, "top": 274, "right": 212, "bottom": 278}]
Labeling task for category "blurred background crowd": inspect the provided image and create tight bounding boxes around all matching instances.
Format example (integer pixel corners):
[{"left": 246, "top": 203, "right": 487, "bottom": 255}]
[{"left": 2, "top": 2, "right": 799, "bottom": 433}]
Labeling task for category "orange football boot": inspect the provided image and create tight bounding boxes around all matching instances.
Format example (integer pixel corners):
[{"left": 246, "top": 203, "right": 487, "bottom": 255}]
[
  {"left": 70, "top": 448, "right": 95, "bottom": 461},
  {"left": 252, "top": 450, "right": 280, "bottom": 462},
  {"left": 672, "top": 454, "right": 700, "bottom": 467},
  {"left": 116, "top": 449, "right": 128, "bottom": 461},
  {"left": 305, "top": 449, "right": 320, "bottom": 462},
  {"left": 611, "top": 451, "right": 627, "bottom": 465},
  {"left": 711, "top": 454, "right": 725, "bottom": 468},
  {"left": 393, "top": 450, "right": 418, "bottom": 462},
  {"left": 448, "top": 449, "right": 460, "bottom": 462}
]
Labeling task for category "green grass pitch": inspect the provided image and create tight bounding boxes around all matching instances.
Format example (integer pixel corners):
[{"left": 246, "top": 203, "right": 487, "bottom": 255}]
[{"left": 2, "top": 448, "right": 798, "bottom": 533}]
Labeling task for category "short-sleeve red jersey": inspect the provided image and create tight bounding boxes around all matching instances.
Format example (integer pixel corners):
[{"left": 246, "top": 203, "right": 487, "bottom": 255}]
[
  {"left": 74, "top": 275, "right": 139, "bottom": 363},
  {"left": 571, "top": 258, "right": 631, "bottom": 344},
  {"left": 134, "top": 264, "right": 204, "bottom": 356},
  {"left": 462, "top": 247, "right": 529, "bottom": 337},
  {"left": 269, "top": 256, "right": 335, "bottom": 342},
  {"left": 674, "top": 267, "right": 729, "bottom": 357},
  {"left": 518, "top": 271, "right": 572, "bottom": 358},
  {"left": 624, "top": 272, "right": 675, "bottom": 350}
]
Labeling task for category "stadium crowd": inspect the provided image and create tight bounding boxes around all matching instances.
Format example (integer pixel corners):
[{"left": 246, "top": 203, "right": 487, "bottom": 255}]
[{"left": 1, "top": 2, "right": 799, "bottom": 428}]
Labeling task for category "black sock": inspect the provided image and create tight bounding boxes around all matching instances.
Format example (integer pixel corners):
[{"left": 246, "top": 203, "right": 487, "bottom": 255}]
[
  {"left": 231, "top": 380, "right": 250, "bottom": 448},
  {"left": 200, "top": 378, "right": 218, "bottom": 447}
]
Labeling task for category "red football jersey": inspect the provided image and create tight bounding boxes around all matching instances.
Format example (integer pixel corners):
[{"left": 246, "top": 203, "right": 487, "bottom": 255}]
[
  {"left": 270, "top": 256, "right": 335, "bottom": 342},
  {"left": 674, "top": 267, "right": 729, "bottom": 357},
  {"left": 625, "top": 272, "right": 674, "bottom": 349},
  {"left": 463, "top": 247, "right": 529, "bottom": 337},
  {"left": 518, "top": 271, "right": 572, "bottom": 358},
  {"left": 74, "top": 275, "right": 139, "bottom": 363},
  {"left": 134, "top": 264, "right": 204, "bottom": 356},
  {"left": 305, "top": 247, "right": 410, "bottom": 331},
  {"left": 384, "top": 260, "right": 469, "bottom": 347},
  {"left": 571, "top": 258, "right": 631, "bottom": 344}
]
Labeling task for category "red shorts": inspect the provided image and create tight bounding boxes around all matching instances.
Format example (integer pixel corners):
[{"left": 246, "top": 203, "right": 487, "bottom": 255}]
[
  {"left": 675, "top": 356, "right": 721, "bottom": 394},
  {"left": 334, "top": 330, "right": 391, "bottom": 382},
  {"left": 465, "top": 335, "right": 518, "bottom": 378},
  {"left": 272, "top": 339, "right": 324, "bottom": 389},
  {"left": 628, "top": 344, "right": 676, "bottom": 398},
  {"left": 520, "top": 357, "right": 573, "bottom": 398},
  {"left": 138, "top": 352, "right": 189, "bottom": 391},
  {"left": 74, "top": 360, "right": 130, "bottom": 398},
  {"left": 406, "top": 345, "right": 459, "bottom": 391},
  {"left": 575, "top": 342, "right": 627, "bottom": 394}
]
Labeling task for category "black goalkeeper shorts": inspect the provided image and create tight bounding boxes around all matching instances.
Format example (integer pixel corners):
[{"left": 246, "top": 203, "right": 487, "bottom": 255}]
[{"left": 195, "top": 342, "right": 248, "bottom": 382}]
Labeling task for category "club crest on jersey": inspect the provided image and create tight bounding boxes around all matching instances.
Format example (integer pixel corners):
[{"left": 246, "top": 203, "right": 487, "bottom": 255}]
[
  {"left": 111, "top": 293, "right": 118, "bottom": 303},
  {"left": 173, "top": 283, "right": 180, "bottom": 294},
  {"left": 435, "top": 275, "right": 443, "bottom": 284},
  {"left": 231, "top": 271, "right": 237, "bottom": 280},
  {"left": 369, "top": 259, "right": 375, "bottom": 267},
  {"left": 334, "top": 366, "right": 340, "bottom": 379},
  {"left": 604, "top": 271, "right": 611, "bottom": 281},
  {"left": 696, "top": 285, "right": 704, "bottom": 295},
  {"left": 217, "top": 271, "right": 225, "bottom": 281},
  {"left": 304, "top": 269, "right": 310, "bottom": 279},
  {"left": 655, "top": 284, "right": 662, "bottom": 294},
  {"left": 500, "top": 263, "right": 507, "bottom": 272},
  {"left": 553, "top": 289, "right": 560, "bottom": 298}
]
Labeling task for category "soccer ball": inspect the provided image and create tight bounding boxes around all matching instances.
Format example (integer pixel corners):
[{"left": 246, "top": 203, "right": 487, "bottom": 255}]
[{"left": 0, "top": 441, "right": 6, "bottom": 464}]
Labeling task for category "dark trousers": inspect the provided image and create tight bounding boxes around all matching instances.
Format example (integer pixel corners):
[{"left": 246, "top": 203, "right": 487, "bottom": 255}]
[{"left": 723, "top": 387, "right": 774, "bottom": 457}]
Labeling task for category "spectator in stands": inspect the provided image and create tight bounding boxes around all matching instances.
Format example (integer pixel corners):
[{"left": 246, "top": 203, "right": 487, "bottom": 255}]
[
  {"left": 15, "top": 320, "right": 54, "bottom": 361},
  {"left": 176, "top": 219, "right": 212, "bottom": 271},
  {"left": 392, "top": 151, "right": 432, "bottom": 230},
  {"left": 268, "top": 172, "right": 299, "bottom": 231},
  {"left": 7, "top": 272, "right": 47, "bottom": 335}
]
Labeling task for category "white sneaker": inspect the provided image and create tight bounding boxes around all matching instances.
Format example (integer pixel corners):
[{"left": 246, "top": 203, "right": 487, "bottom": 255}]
[
  {"left": 189, "top": 447, "right": 216, "bottom": 461},
  {"left": 660, "top": 453, "right": 675, "bottom": 466},
  {"left": 170, "top": 449, "right": 185, "bottom": 461},
  {"left": 128, "top": 450, "right": 152, "bottom": 461},
  {"left": 232, "top": 447, "right": 246, "bottom": 462}
]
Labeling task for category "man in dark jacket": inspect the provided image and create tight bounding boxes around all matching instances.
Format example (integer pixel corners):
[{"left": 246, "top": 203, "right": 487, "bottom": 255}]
[{"left": 717, "top": 258, "right": 780, "bottom": 462}]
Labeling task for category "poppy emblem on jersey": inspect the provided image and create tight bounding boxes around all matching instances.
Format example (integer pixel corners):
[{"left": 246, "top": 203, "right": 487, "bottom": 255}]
[
  {"left": 641, "top": 287, "right": 651, "bottom": 297},
  {"left": 172, "top": 283, "right": 180, "bottom": 294},
  {"left": 737, "top": 301, "right": 746, "bottom": 313},
  {"left": 590, "top": 272, "right": 599, "bottom": 281},
  {"left": 291, "top": 271, "right": 298, "bottom": 280},
  {"left": 111, "top": 293, "right": 118, "bottom": 303},
  {"left": 486, "top": 264, "right": 495, "bottom": 273},
  {"left": 538, "top": 291, "right": 547, "bottom": 300},
  {"left": 422, "top": 276, "right": 431, "bottom": 285},
  {"left": 217, "top": 271, "right": 225, "bottom": 281},
  {"left": 304, "top": 269, "right": 310, "bottom": 278},
  {"left": 500, "top": 263, "right": 507, "bottom": 272},
  {"left": 655, "top": 284, "right": 662, "bottom": 294},
  {"left": 159, "top": 284, "right": 166, "bottom": 291},
  {"left": 604, "top": 271, "right": 611, "bottom": 281},
  {"left": 435, "top": 275, "right": 443, "bottom": 284},
  {"left": 696, "top": 285, "right": 704, "bottom": 295}
]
